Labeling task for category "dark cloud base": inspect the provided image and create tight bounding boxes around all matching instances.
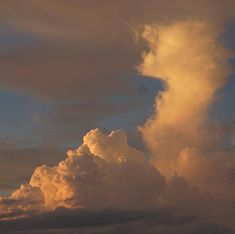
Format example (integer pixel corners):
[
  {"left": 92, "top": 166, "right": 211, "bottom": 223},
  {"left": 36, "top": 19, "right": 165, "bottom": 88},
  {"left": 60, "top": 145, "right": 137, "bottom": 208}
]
[{"left": 0, "top": 208, "right": 234, "bottom": 234}]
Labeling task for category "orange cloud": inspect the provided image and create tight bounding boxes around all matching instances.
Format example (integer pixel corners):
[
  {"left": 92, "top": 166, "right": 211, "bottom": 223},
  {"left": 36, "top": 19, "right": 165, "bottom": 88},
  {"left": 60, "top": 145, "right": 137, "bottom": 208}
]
[
  {"left": 138, "top": 21, "right": 232, "bottom": 176},
  {"left": 2, "top": 129, "right": 165, "bottom": 212}
]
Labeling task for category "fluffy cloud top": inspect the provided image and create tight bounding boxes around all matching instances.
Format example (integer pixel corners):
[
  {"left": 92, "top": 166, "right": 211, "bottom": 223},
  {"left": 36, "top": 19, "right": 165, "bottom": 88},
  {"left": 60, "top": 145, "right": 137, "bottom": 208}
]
[
  {"left": 0, "top": 127, "right": 234, "bottom": 229},
  {"left": 139, "top": 21, "right": 232, "bottom": 177},
  {"left": 0, "top": 17, "right": 234, "bottom": 232},
  {"left": 1, "top": 129, "right": 165, "bottom": 214}
]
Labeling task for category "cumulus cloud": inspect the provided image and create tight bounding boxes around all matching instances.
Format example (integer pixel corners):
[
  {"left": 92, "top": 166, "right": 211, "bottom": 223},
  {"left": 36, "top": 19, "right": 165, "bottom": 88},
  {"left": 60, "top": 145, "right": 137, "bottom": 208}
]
[
  {"left": 0, "top": 148, "right": 65, "bottom": 196},
  {"left": 138, "top": 20, "right": 232, "bottom": 176},
  {"left": 0, "top": 129, "right": 166, "bottom": 216},
  {"left": 0, "top": 3, "right": 235, "bottom": 232},
  {"left": 137, "top": 20, "right": 235, "bottom": 228},
  {"left": 0, "top": 128, "right": 233, "bottom": 229}
]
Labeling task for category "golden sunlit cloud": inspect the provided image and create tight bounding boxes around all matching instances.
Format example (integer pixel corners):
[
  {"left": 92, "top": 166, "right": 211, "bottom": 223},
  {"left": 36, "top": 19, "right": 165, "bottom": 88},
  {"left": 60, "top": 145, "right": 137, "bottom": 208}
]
[
  {"left": 0, "top": 129, "right": 165, "bottom": 216},
  {"left": 0, "top": 13, "right": 234, "bottom": 231},
  {"left": 139, "top": 21, "right": 232, "bottom": 177}
]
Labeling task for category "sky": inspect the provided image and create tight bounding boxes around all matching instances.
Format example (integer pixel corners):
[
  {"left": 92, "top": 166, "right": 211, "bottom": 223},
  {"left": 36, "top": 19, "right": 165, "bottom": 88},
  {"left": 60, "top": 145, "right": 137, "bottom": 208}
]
[{"left": 0, "top": 1, "right": 235, "bottom": 233}]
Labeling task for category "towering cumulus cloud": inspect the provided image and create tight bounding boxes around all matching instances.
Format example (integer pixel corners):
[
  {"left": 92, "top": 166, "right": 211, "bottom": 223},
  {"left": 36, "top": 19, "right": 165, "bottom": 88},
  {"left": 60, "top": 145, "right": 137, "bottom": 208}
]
[
  {"left": 0, "top": 21, "right": 235, "bottom": 232},
  {"left": 0, "top": 129, "right": 166, "bottom": 217},
  {"left": 139, "top": 21, "right": 232, "bottom": 177}
]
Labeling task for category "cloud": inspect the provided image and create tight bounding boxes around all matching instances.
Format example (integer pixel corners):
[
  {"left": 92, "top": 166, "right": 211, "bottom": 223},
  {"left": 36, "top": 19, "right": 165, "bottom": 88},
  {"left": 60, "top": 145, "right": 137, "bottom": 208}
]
[
  {"left": 0, "top": 3, "right": 234, "bottom": 232},
  {"left": 0, "top": 43, "right": 138, "bottom": 99},
  {"left": 34, "top": 99, "right": 131, "bottom": 144},
  {"left": 138, "top": 21, "right": 232, "bottom": 177},
  {"left": 0, "top": 148, "right": 65, "bottom": 195},
  {"left": 0, "top": 128, "right": 234, "bottom": 230},
  {"left": 0, "top": 207, "right": 233, "bottom": 233},
  {"left": 135, "top": 20, "right": 235, "bottom": 228},
  {"left": 0, "top": 127, "right": 234, "bottom": 229},
  {"left": 0, "top": 129, "right": 166, "bottom": 213},
  {"left": 0, "top": 1, "right": 234, "bottom": 99},
  {"left": 1, "top": 1, "right": 235, "bottom": 41}
]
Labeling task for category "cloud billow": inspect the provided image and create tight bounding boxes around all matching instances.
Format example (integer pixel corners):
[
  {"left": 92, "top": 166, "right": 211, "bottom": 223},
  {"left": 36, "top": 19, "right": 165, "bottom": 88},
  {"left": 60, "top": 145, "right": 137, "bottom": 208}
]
[{"left": 0, "top": 19, "right": 234, "bottom": 233}]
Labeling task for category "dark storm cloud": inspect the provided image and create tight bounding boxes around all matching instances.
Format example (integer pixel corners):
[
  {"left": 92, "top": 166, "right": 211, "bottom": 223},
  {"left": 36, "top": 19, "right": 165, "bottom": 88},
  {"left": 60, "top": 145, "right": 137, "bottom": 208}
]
[
  {"left": 0, "top": 208, "right": 233, "bottom": 234},
  {"left": 0, "top": 1, "right": 234, "bottom": 233},
  {"left": 0, "top": 0, "right": 234, "bottom": 99}
]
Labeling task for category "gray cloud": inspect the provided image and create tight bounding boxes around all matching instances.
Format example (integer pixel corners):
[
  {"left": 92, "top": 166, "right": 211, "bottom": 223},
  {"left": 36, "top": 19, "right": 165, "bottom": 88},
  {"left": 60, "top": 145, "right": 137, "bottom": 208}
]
[
  {"left": 33, "top": 99, "right": 133, "bottom": 145},
  {"left": 0, "top": 208, "right": 233, "bottom": 234},
  {"left": 0, "top": 2, "right": 234, "bottom": 233},
  {"left": 0, "top": 148, "right": 65, "bottom": 195},
  {"left": 0, "top": 1, "right": 234, "bottom": 99}
]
